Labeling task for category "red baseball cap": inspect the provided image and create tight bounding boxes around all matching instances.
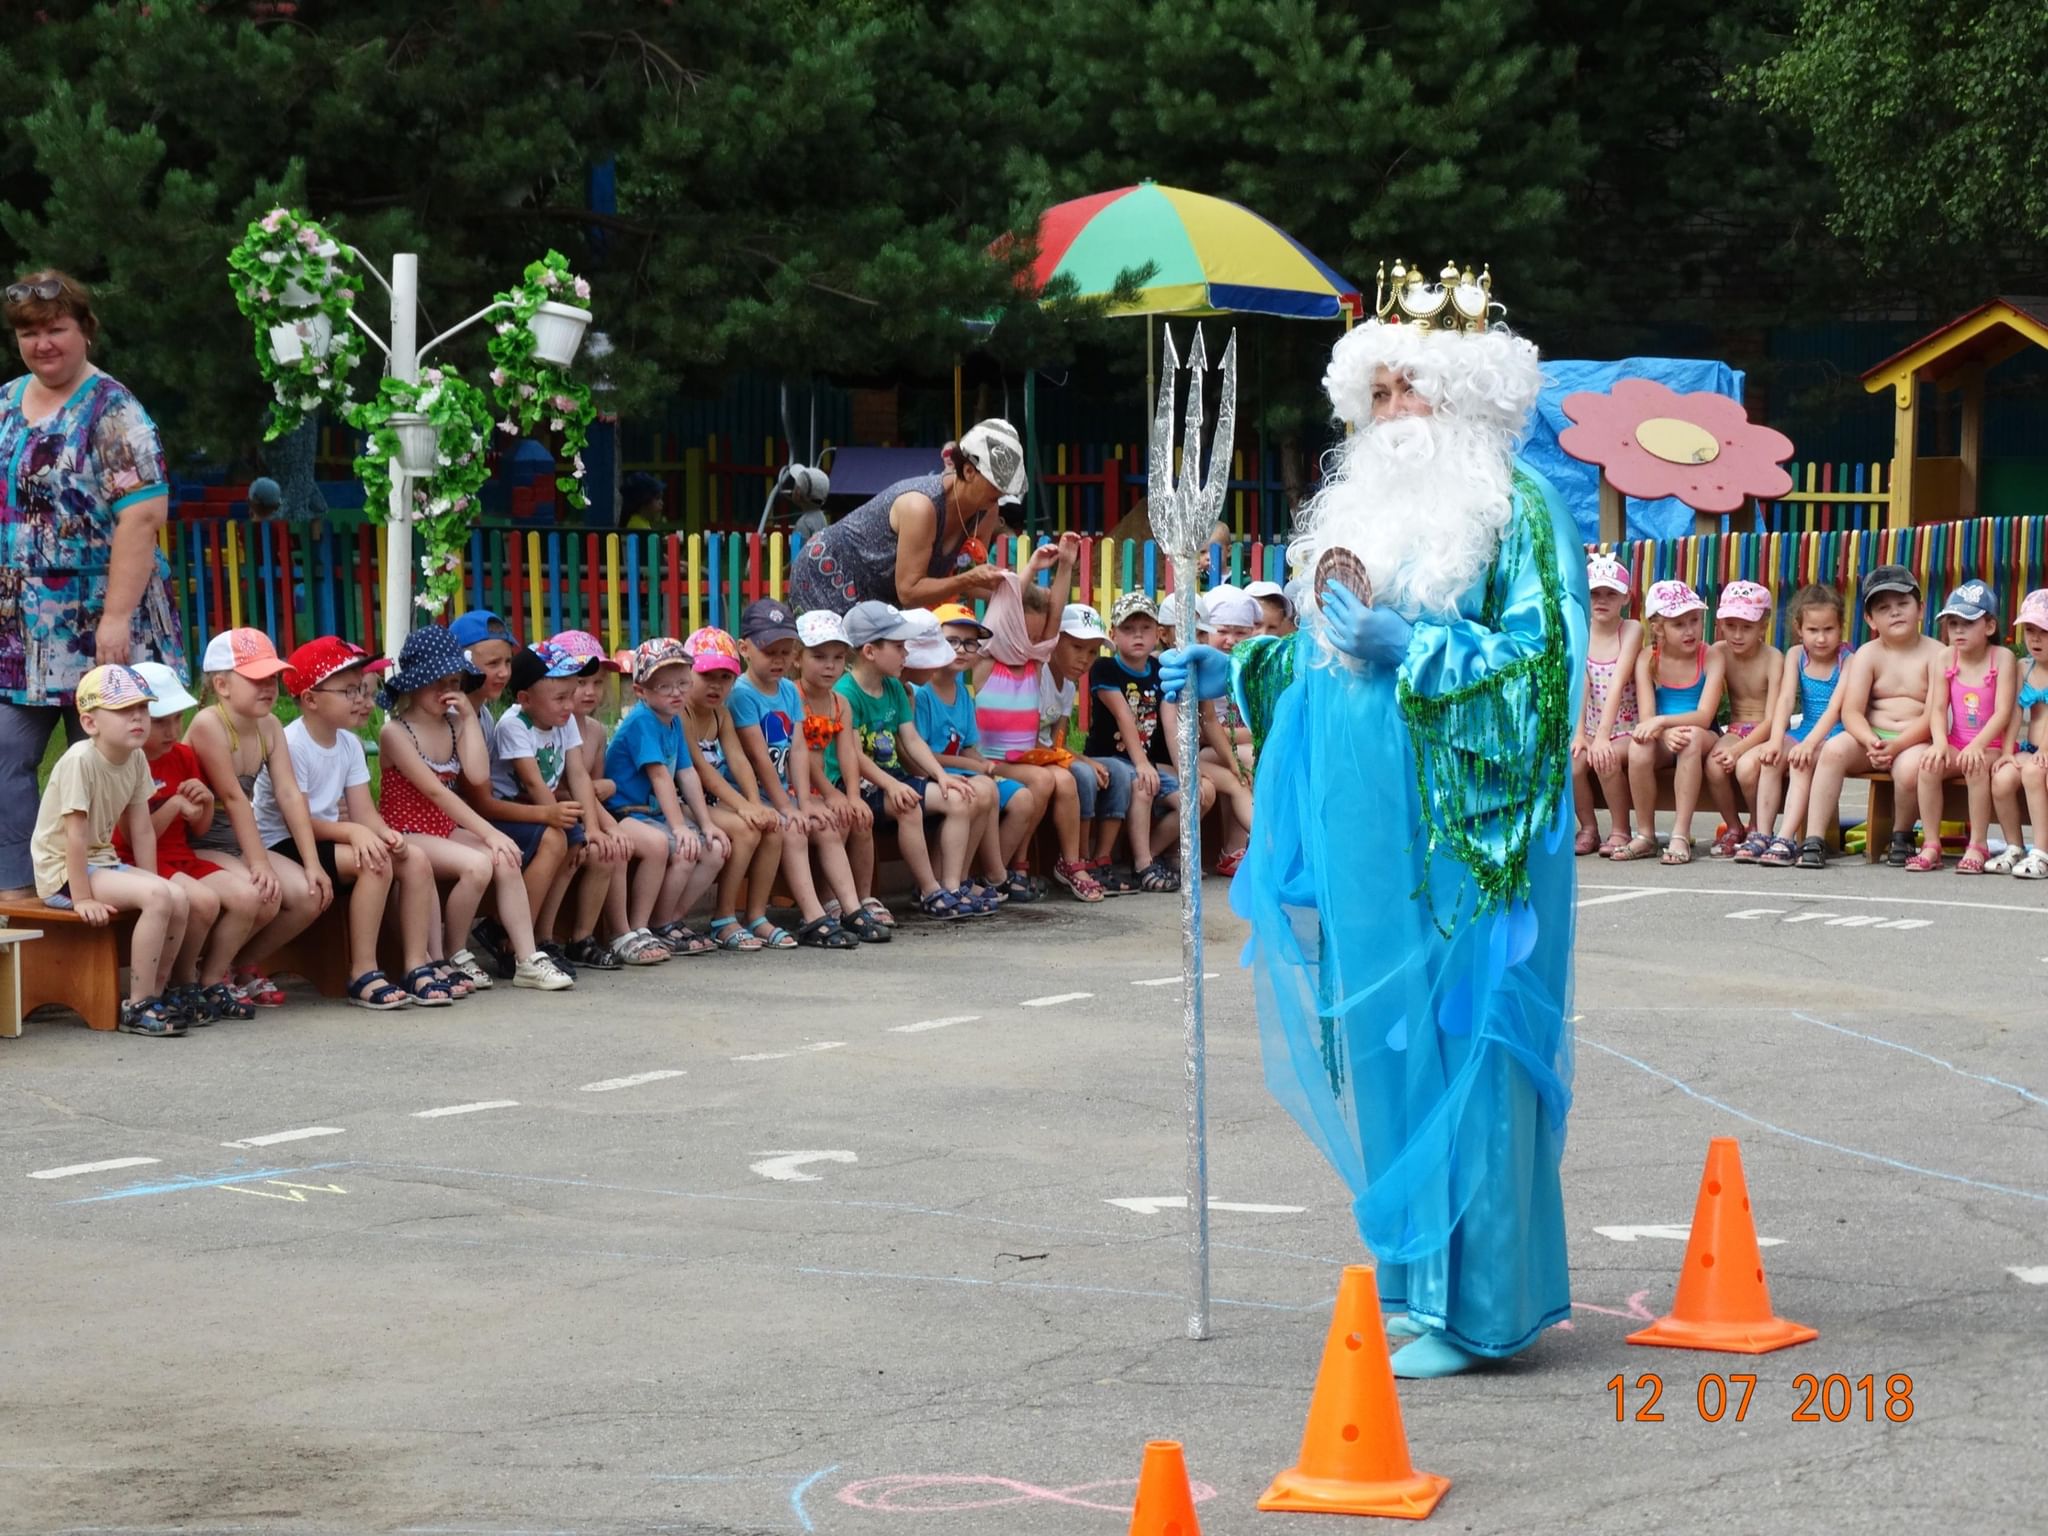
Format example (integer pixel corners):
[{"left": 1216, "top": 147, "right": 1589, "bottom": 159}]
[{"left": 284, "top": 636, "right": 390, "bottom": 698}]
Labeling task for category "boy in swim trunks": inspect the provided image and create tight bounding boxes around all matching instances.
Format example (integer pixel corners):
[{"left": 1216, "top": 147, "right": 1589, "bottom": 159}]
[
  {"left": 1797, "top": 564, "right": 1944, "bottom": 868},
  {"left": 1704, "top": 580, "right": 1783, "bottom": 857}
]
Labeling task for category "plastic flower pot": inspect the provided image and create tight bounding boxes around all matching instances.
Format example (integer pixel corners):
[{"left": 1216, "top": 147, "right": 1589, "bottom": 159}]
[
  {"left": 267, "top": 277, "right": 336, "bottom": 364},
  {"left": 390, "top": 413, "right": 440, "bottom": 475},
  {"left": 527, "top": 301, "right": 592, "bottom": 367}
]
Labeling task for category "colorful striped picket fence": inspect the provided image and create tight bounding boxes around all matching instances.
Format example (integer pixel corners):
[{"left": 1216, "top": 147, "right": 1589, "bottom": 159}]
[{"left": 161, "top": 508, "right": 2035, "bottom": 670}]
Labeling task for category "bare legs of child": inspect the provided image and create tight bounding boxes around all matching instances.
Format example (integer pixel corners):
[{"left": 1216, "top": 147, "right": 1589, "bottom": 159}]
[
  {"left": 608, "top": 818, "right": 689, "bottom": 960},
  {"left": 704, "top": 807, "right": 767, "bottom": 951},
  {"left": 1621, "top": 726, "right": 1711, "bottom": 864},
  {"left": 1573, "top": 739, "right": 1632, "bottom": 856},
  {"left": 85, "top": 867, "right": 189, "bottom": 1018},
  {"left": 1200, "top": 757, "right": 1253, "bottom": 873},
  {"left": 1991, "top": 758, "right": 2048, "bottom": 876},
  {"left": 210, "top": 851, "right": 320, "bottom": 986},
  {"left": 1908, "top": 747, "right": 1994, "bottom": 872},
  {"left": 403, "top": 834, "right": 495, "bottom": 985},
  {"left": 992, "top": 762, "right": 1068, "bottom": 893},
  {"left": 1706, "top": 745, "right": 1757, "bottom": 857}
]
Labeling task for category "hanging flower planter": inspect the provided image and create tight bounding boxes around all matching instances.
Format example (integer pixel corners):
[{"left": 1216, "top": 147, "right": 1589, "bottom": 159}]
[
  {"left": 487, "top": 250, "right": 599, "bottom": 511},
  {"left": 389, "top": 412, "right": 441, "bottom": 474},
  {"left": 527, "top": 300, "right": 592, "bottom": 367},
  {"left": 227, "top": 209, "right": 368, "bottom": 439}
]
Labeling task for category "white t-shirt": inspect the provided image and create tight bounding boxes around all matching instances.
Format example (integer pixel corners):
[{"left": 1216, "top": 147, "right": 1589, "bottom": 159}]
[
  {"left": 489, "top": 705, "right": 583, "bottom": 800},
  {"left": 252, "top": 718, "right": 370, "bottom": 845},
  {"left": 1036, "top": 670, "right": 1078, "bottom": 750}
]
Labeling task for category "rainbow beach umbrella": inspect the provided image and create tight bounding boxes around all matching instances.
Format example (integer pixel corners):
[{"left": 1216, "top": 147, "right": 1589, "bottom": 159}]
[{"left": 1027, "top": 181, "right": 1358, "bottom": 320}]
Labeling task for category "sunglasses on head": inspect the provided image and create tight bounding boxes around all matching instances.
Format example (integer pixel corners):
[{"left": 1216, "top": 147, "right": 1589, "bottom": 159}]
[{"left": 6, "top": 279, "right": 63, "bottom": 304}]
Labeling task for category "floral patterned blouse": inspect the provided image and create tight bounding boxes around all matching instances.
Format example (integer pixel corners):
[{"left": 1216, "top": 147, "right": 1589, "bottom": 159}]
[{"left": 0, "top": 371, "right": 183, "bottom": 706}]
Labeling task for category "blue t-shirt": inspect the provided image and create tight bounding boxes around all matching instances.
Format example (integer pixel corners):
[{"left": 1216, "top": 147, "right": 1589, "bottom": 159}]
[
  {"left": 730, "top": 674, "right": 803, "bottom": 788},
  {"left": 915, "top": 677, "right": 981, "bottom": 758},
  {"left": 604, "top": 703, "right": 686, "bottom": 813}
]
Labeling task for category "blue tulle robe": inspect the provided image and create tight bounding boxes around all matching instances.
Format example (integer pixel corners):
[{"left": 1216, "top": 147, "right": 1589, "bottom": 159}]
[{"left": 1230, "top": 467, "right": 1588, "bottom": 1358}]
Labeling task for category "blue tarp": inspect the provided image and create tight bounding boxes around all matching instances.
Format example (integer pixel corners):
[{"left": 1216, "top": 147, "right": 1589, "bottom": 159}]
[{"left": 1523, "top": 357, "right": 1746, "bottom": 542}]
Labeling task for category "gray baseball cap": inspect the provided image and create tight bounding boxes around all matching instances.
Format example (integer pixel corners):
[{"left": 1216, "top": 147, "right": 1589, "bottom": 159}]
[
  {"left": 842, "top": 600, "right": 921, "bottom": 647},
  {"left": 1861, "top": 564, "right": 1920, "bottom": 609}
]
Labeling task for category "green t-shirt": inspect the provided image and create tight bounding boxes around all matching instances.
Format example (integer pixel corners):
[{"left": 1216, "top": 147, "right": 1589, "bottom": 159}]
[{"left": 834, "top": 671, "right": 913, "bottom": 778}]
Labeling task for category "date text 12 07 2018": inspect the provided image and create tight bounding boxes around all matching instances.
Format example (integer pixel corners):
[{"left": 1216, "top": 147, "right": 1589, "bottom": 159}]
[{"left": 1608, "top": 1372, "right": 1915, "bottom": 1423}]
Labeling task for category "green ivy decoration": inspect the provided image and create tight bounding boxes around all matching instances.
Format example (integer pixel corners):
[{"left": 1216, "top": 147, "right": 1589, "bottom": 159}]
[
  {"left": 227, "top": 208, "right": 369, "bottom": 440},
  {"left": 344, "top": 369, "right": 495, "bottom": 614},
  {"left": 486, "top": 249, "right": 596, "bottom": 511}
]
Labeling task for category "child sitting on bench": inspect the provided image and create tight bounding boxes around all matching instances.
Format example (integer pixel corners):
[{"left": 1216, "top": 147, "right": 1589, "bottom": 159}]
[{"left": 29, "top": 665, "right": 193, "bottom": 1036}]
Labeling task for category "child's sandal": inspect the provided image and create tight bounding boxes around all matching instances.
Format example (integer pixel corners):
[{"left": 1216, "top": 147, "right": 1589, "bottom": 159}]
[
  {"left": 432, "top": 962, "right": 475, "bottom": 998},
  {"left": 747, "top": 918, "right": 800, "bottom": 950},
  {"left": 1758, "top": 836, "right": 1800, "bottom": 867},
  {"left": 2014, "top": 848, "right": 2048, "bottom": 879},
  {"left": 1796, "top": 836, "right": 1829, "bottom": 869},
  {"left": 1709, "top": 827, "right": 1745, "bottom": 859},
  {"left": 403, "top": 965, "right": 456, "bottom": 1007},
  {"left": 1608, "top": 833, "right": 1661, "bottom": 862},
  {"left": 1904, "top": 843, "right": 1944, "bottom": 872},
  {"left": 1596, "top": 831, "right": 1631, "bottom": 858},
  {"left": 839, "top": 908, "right": 891, "bottom": 943},
  {"left": 1981, "top": 846, "right": 2021, "bottom": 875},
  {"left": 117, "top": 995, "right": 188, "bottom": 1037},
  {"left": 794, "top": 915, "right": 858, "bottom": 949},
  {"left": 1955, "top": 842, "right": 1991, "bottom": 874},
  {"left": 1574, "top": 825, "right": 1601, "bottom": 856},
  {"left": 1214, "top": 847, "right": 1246, "bottom": 878},
  {"left": 1659, "top": 835, "right": 1693, "bottom": 866},
  {"left": 1731, "top": 832, "right": 1771, "bottom": 863},
  {"left": 611, "top": 928, "right": 672, "bottom": 965},
  {"left": 1886, "top": 831, "right": 1917, "bottom": 867},
  {"left": 1051, "top": 858, "right": 1105, "bottom": 902},
  {"left": 860, "top": 896, "right": 897, "bottom": 928},
  {"left": 1138, "top": 859, "right": 1179, "bottom": 893},
  {"left": 347, "top": 970, "right": 412, "bottom": 1011},
  {"left": 1001, "top": 869, "right": 1042, "bottom": 903},
  {"left": 1096, "top": 866, "right": 1140, "bottom": 896},
  {"left": 652, "top": 921, "right": 717, "bottom": 956},
  {"left": 705, "top": 917, "right": 763, "bottom": 952},
  {"left": 918, "top": 887, "right": 966, "bottom": 921}
]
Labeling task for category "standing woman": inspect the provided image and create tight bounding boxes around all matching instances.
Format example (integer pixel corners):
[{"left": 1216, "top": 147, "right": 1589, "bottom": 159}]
[
  {"left": 0, "top": 270, "right": 184, "bottom": 898},
  {"left": 789, "top": 418, "right": 1028, "bottom": 615}
]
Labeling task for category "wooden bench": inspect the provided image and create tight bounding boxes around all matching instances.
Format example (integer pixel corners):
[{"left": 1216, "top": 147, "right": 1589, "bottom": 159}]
[
  {"left": 0, "top": 926, "right": 42, "bottom": 1037},
  {"left": 0, "top": 900, "right": 136, "bottom": 1032},
  {"left": 1589, "top": 767, "right": 1970, "bottom": 860}
]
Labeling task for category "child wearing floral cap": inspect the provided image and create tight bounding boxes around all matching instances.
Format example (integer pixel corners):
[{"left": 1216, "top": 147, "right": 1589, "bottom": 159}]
[
  {"left": 1619, "top": 580, "right": 1726, "bottom": 864},
  {"left": 602, "top": 636, "right": 727, "bottom": 958},
  {"left": 1573, "top": 553, "right": 1642, "bottom": 857},
  {"left": 1704, "top": 579, "right": 1782, "bottom": 858},
  {"left": 1992, "top": 589, "right": 2048, "bottom": 877},
  {"left": 1901, "top": 580, "right": 2015, "bottom": 873},
  {"left": 30, "top": 665, "right": 195, "bottom": 1034}
]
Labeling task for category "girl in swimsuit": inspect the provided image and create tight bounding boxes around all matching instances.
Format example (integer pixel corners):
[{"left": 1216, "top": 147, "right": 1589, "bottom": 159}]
[
  {"left": 1743, "top": 583, "right": 1852, "bottom": 866},
  {"left": 1991, "top": 589, "right": 2048, "bottom": 878},
  {"left": 1572, "top": 554, "right": 1643, "bottom": 857},
  {"left": 182, "top": 629, "right": 320, "bottom": 1004},
  {"left": 1905, "top": 582, "right": 2016, "bottom": 873},
  {"left": 676, "top": 626, "right": 785, "bottom": 951},
  {"left": 1619, "top": 581, "right": 1726, "bottom": 865}
]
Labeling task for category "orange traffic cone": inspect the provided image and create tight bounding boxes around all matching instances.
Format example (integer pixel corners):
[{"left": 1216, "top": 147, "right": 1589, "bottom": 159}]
[
  {"left": 1128, "top": 1440, "right": 1202, "bottom": 1536},
  {"left": 1258, "top": 1264, "right": 1450, "bottom": 1520},
  {"left": 1628, "top": 1136, "right": 1818, "bottom": 1354}
]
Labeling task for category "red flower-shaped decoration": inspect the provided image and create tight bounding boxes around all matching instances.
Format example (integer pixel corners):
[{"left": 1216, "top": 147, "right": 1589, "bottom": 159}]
[{"left": 1558, "top": 378, "right": 1793, "bottom": 514}]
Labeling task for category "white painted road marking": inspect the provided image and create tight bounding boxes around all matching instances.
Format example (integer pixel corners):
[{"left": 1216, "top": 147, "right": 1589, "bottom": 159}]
[
  {"left": 221, "top": 1127, "right": 344, "bottom": 1149},
  {"left": 27, "top": 1157, "right": 160, "bottom": 1181},
  {"left": 1106, "top": 1197, "right": 1308, "bottom": 1216},
  {"left": 750, "top": 1150, "right": 857, "bottom": 1183},
  {"left": 1131, "top": 973, "right": 1219, "bottom": 987},
  {"left": 1020, "top": 992, "right": 1093, "bottom": 1008},
  {"left": 1576, "top": 889, "right": 1667, "bottom": 910},
  {"left": 888, "top": 1015, "right": 981, "bottom": 1034},
  {"left": 1581, "top": 881, "right": 2044, "bottom": 917},
  {"left": 579, "top": 1070, "right": 686, "bottom": 1092},
  {"left": 734, "top": 1042, "right": 846, "bottom": 1062},
  {"left": 1597, "top": 1223, "right": 1786, "bottom": 1247},
  {"left": 1726, "top": 907, "right": 1929, "bottom": 930},
  {"left": 412, "top": 1101, "right": 520, "bottom": 1118},
  {"left": 2008, "top": 1266, "right": 2048, "bottom": 1285}
]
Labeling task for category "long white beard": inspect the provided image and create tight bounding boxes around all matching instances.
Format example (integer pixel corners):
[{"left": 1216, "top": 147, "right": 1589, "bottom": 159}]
[{"left": 1291, "top": 411, "right": 1516, "bottom": 619}]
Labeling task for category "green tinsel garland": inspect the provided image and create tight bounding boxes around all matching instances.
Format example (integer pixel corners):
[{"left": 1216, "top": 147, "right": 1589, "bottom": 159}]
[{"left": 1396, "top": 470, "right": 1574, "bottom": 930}]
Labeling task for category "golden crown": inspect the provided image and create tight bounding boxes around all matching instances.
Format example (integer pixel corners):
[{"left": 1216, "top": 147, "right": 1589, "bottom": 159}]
[{"left": 1373, "top": 259, "right": 1494, "bottom": 333}]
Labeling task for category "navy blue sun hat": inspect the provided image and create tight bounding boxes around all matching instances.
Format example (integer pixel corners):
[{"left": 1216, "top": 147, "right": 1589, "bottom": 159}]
[{"left": 380, "top": 626, "right": 470, "bottom": 708}]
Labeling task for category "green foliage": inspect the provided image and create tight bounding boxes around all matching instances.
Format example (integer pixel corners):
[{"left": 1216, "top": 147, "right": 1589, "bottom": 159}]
[
  {"left": 1750, "top": 0, "right": 2048, "bottom": 278},
  {"left": 344, "top": 369, "right": 495, "bottom": 614},
  {"left": 485, "top": 250, "right": 597, "bottom": 509}
]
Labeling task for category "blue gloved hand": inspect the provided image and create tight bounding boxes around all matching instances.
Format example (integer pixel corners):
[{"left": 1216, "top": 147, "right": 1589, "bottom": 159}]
[
  {"left": 1322, "top": 580, "right": 1413, "bottom": 666},
  {"left": 1159, "top": 644, "right": 1231, "bottom": 703}
]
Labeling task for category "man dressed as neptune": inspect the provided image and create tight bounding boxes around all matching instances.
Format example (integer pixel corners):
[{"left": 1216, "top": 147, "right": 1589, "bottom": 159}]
[{"left": 1165, "top": 261, "right": 1588, "bottom": 1377}]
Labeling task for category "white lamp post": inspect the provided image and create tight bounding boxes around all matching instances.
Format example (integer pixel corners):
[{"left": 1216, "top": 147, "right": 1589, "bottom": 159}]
[{"left": 331, "top": 250, "right": 591, "bottom": 659}]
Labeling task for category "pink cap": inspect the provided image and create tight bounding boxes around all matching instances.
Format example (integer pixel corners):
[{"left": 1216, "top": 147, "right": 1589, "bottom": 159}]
[
  {"left": 1716, "top": 579, "right": 1772, "bottom": 623},
  {"left": 201, "top": 627, "right": 294, "bottom": 680},
  {"left": 2016, "top": 589, "right": 2048, "bottom": 635},
  {"left": 1644, "top": 580, "right": 1706, "bottom": 619},
  {"left": 682, "top": 626, "right": 743, "bottom": 675},
  {"left": 1586, "top": 554, "right": 1631, "bottom": 594},
  {"left": 550, "top": 629, "right": 623, "bottom": 672}
]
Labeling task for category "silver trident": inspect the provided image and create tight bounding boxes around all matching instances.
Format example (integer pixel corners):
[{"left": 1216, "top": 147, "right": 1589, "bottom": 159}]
[{"left": 1149, "top": 324, "right": 1236, "bottom": 1342}]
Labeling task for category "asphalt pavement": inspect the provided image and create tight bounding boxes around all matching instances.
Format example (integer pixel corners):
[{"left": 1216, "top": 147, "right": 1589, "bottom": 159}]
[{"left": 3, "top": 847, "right": 2045, "bottom": 1535}]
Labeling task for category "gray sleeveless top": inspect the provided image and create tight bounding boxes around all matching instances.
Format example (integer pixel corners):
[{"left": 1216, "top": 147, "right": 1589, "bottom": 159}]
[{"left": 790, "top": 473, "right": 967, "bottom": 614}]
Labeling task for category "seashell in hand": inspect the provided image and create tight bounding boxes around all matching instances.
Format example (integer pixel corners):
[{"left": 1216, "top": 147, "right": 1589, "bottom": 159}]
[{"left": 1313, "top": 547, "right": 1371, "bottom": 607}]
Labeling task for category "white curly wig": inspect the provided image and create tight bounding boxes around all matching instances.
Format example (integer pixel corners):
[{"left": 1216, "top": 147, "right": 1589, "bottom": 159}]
[{"left": 1292, "top": 321, "right": 1545, "bottom": 621}]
